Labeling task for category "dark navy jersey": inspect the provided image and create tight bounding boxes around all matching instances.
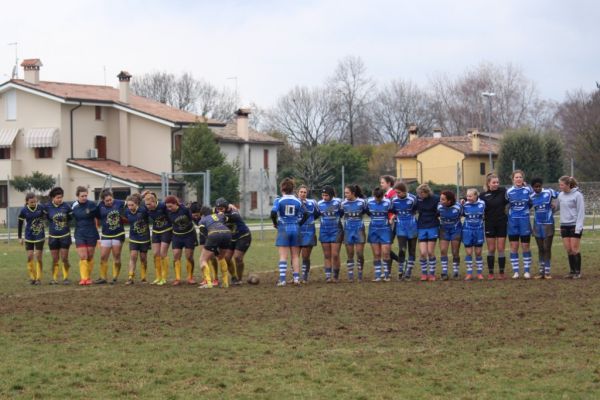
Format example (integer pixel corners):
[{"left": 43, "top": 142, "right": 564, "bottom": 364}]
[
  {"left": 272, "top": 195, "right": 304, "bottom": 225},
  {"left": 437, "top": 203, "right": 462, "bottom": 228},
  {"left": 531, "top": 189, "right": 557, "bottom": 225},
  {"left": 167, "top": 204, "right": 195, "bottom": 235},
  {"left": 462, "top": 199, "right": 486, "bottom": 229},
  {"left": 506, "top": 185, "right": 533, "bottom": 219},
  {"left": 125, "top": 207, "right": 150, "bottom": 243},
  {"left": 221, "top": 210, "right": 250, "bottom": 239},
  {"left": 198, "top": 213, "right": 230, "bottom": 245},
  {"left": 317, "top": 197, "right": 344, "bottom": 231},
  {"left": 99, "top": 199, "right": 126, "bottom": 238},
  {"left": 416, "top": 194, "right": 440, "bottom": 229},
  {"left": 45, "top": 201, "right": 72, "bottom": 238},
  {"left": 342, "top": 198, "right": 367, "bottom": 229},
  {"left": 390, "top": 193, "right": 417, "bottom": 222},
  {"left": 18, "top": 204, "right": 46, "bottom": 242},
  {"left": 71, "top": 200, "right": 100, "bottom": 240},
  {"left": 147, "top": 202, "right": 172, "bottom": 233},
  {"left": 366, "top": 197, "right": 392, "bottom": 228},
  {"left": 481, "top": 187, "right": 508, "bottom": 224}
]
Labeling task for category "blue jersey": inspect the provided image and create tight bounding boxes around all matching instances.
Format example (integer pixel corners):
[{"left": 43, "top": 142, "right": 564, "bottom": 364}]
[
  {"left": 390, "top": 193, "right": 417, "bottom": 222},
  {"left": 272, "top": 195, "right": 304, "bottom": 224},
  {"left": 317, "top": 198, "right": 344, "bottom": 232},
  {"left": 462, "top": 200, "right": 486, "bottom": 229},
  {"left": 147, "top": 202, "right": 172, "bottom": 233},
  {"left": 437, "top": 203, "right": 462, "bottom": 228},
  {"left": 342, "top": 198, "right": 367, "bottom": 229},
  {"left": 18, "top": 204, "right": 46, "bottom": 242},
  {"left": 531, "top": 189, "right": 557, "bottom": 225},
  {"left": 45, "top": 201, "right": 72, "bottom": 238},
  {"left": 125, "top": 207, "right": 150, "bottom": 243},
  {"left": 99, "top": 199, "right": 126, "bottom": 238},
  {"left": 300, "top": 199, "right": 320, "bottom": 231},
  {"left": 506, "top": 186, "right": 533, "bottom": 219},
  {"left": 167, "top": 204, "right": 195, "bottom": 235},
  {"left": 71, "top": 200, "right": 100, "bottom": 241},
  {"left": 416, "top": 194, "right": 440, "bottom": 229},
  {"left": 366, "top": 197, "right": 392, "bottom": 228}
]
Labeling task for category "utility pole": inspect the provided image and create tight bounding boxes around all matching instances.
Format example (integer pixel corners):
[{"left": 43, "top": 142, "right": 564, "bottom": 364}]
[{"left": 8, "top": 42, "right": 18, "bottom": 79}]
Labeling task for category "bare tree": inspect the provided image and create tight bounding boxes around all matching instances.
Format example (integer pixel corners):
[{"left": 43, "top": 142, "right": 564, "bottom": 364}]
[
  {"left": 131, "top": 71, "right": 176, "bottom": 105},
  {"left": 196, "top": 81, "right": 239, "bottom": 122},
  {"left": 293, "top": 147, "right": 335, "bottom": 190},
  {"left": 268, "top": 86, "right": 338, "bottom": 148},
  {"left": 328, "top": 55, "right": 375, "bottom": 145},
  {"left": 173, "top": 72, "right": 200, "bottom": 112},
  {"left": 372, "top": 79, "right": 435, "bottom": 145}
]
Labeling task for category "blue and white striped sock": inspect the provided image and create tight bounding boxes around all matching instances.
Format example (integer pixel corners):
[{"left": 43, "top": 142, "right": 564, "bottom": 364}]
[
  {"left": 407, "top": 257, "right": 415, "bottom": 276},
  {"left": 325, "top": 267, "right": 332, "bottom": 280},
  {"left": 347, "top": 261, "right": 354, "bottom": 281},
  {"left": 301, "top": 263, "right": 307, "bottom": 278},
  {"left": 476, "top": 256, "right": 483, "bottom": 274},
  {"left": 465, "top": 255, "right": 473, "bottom": 275},
  {"left": 523, "top": 251, "right": 532, "bottom": 273},
  {"left": 383, "top": 260, "right": 390, "bottom": 279},
  {"left": 441, "top": 256, "right": 449, "bottom": 275},
  {"left": 398, "top": 258, "right": 405, "bottom": 275},
  {"left": 357, "top": 260, "right": 363, "bottom": 281},
  {"left": 452, "top": 257, "right": 460, "bottom": 274},
  {"left": 428, "top": 257, "right": 437, "bottom": 275},
  {"left": 545, "top": 260, "right": 551, "bottom": 275},
  {"left": 374, "top": 260, "right": 381, "bottom": 280},
  {"left": 333, "top": 268, "right": 340, "bottom": 280},
  {"left": 278, "top": 261, "right": 287, "bottom": 283},
  {"left": 510, "top": 253, "right": 519, "bottom": 273},
  {"left": 420, "top": 258, "right": 427, "bottom": 275},
  {"left": 292, "top": 271, "right": 300, "bottom": 283}
]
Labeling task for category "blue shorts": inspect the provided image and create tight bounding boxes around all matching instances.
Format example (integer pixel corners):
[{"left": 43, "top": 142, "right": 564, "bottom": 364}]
[
  {"left": 418, "top": 227, "right": 439, "bottom": 242},
  {"left": 276, "top": 223, "right": 301, "bottom": 247},
  {"left": 48, "top": 236, "right": 72, "bottom": 250},
  {"left": 439, "top": 224, "right": 462, "bottom": 241},
  {"left": 462, "top": 227, "right": 484, "bottom": 247},
  {"left": 508, "top": 218, "right": 531, "bottom": 238},
  {"left": 396, "top": 219, "right": 418, "bottom": 239},
  {"left": 171, "top": 232, "right": 197, "bottom": 249},
  {"left": 533, "top": 223, "right": 554, "bottom": 239},
  {"left": 130, "top": 241, "right": 150, "bottom": 252},
  {"left": 299, "top": 226, "right": 317, "bottom": 247},
  {"left": 152, "top": 230, "right": 172, "bottom": 244},
  {"left": 368, "top": 226, "right": 393, "bottom": 244},
  {"left": 344, "top": 225, "right": 366, "bottom": 245},
  {"left": 319, "top": 229, "right": 344, "bottom": 244}
]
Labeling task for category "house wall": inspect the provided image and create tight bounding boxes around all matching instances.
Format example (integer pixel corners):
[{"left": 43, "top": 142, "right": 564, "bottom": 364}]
[
  {"left": 129, "top": 114, "right": 171, "bottom": 173},
  {"left": 462, "top": 155, "right": 497, "bottom": 187},
  {"left": 396, "top": 159, "right": 418, "bottom": 181},
  {"left": 417, "top": 144, "right": 465, "bottom": 185}
]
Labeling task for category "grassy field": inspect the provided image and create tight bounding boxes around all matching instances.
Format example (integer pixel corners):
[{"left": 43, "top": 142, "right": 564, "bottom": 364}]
[{"left": 1, "top": 232, "right": 600, "bottom": 399}]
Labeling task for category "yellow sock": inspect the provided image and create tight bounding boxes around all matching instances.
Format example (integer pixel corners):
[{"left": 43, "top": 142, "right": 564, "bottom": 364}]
[
  {"left": 154, "top": 255, "right": 162, "bottom": 282},
  {"left": 227, "top": 259, "right": 237, "bottom": 280},
  {"left": 52, "top": 263, "right": 59, "bottom": 281},
  {"left": 161, "top": 257, "right": 169, "bottom": 281},
  {"left": 112, "top": 262, "right": 121, "bottom": 280},
  {"left": 219, "top": 258, "right": 229, "bottom": 288},
  {"left": 100, "top": 261, "right": 108, "bottom": 280},
  {"left": 79, "top": 259, "right": 88, "bottom": 280},
  {"left": 201, "top": 262, "right": 212, "bottom": 287},
  {"left": 174, "top": 260, "right": 181, "bottom": 281},
  {"left": 128, "top": 271, "right": 134, "bottom": 279},
  {"left": 87, "top": 260, "right": 94, "bottom": 278},
  {"left": 141, "top": 261, "right": 148, "bottom": 281},
  {"left": 62, "top": 262, "right": 70, "bottom": 280},
  {"left": 35, "top": 261, "right": 43, "bottom": 281},
  {"left": 26, "top": 261, "right": 35, "bottom": 280},
  {"left": 186, "top": 260, "right": 193, "bottom": 280},
  {"left": 210, "top": 258, "right": 218, "bottom": 280}
]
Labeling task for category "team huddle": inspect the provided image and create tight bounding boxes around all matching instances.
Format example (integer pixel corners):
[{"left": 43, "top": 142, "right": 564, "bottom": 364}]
[
  {"left": 17, "top": 186, "right": 251, "bottom": 288},
  {"left": 270, "top": 172, "right": 585, "bottom": 285}
]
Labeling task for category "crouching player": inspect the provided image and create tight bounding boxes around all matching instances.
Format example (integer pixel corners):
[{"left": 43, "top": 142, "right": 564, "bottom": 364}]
[
  {"left": 462, "top": 189, "right": 486, "bottom": 280},
  {"left": 124, "top": 194, "right": 150, "bottom": 285},
  {"left": 215, "top": 198, "right": 252, "bottom": 285},
  {"left": 530, "top": 178, "right": 557, "bottom": 279},
  {"left": 367, "top": 187, "right": 393, "bottom": 281},
  {"left": 18, "top": 193, "right": 46, "bottom": 285},
  {"left": 318, "top": 186, "right": 344, "bottom": 283},
  {"left": 197, "top": 206, "right": 233, "bottom": 289}
]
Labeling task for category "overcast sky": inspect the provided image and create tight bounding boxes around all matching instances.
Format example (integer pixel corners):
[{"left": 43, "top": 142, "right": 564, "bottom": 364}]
[{"left": 1, "top": 0, "right": 597, "bottom": 108}]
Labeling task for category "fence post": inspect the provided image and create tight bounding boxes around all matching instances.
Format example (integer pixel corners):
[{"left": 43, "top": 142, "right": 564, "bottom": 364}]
[{"left": 6, "top": 174, "right": 10, "bottom": 241}]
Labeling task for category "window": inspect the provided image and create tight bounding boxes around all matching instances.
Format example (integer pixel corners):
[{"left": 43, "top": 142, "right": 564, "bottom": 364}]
[
  {"left": 174, "top": 134, "right": 182, "bottom": 157},
  {"left": 5, "top": 90, "right": 16, "bottom": 120},
  {"left": 0, "top": 185, "right": 7, "bottom": 207},
  {"left": 95, "top": 135, "right": 107, "bottom": 159},
  {"left": 35, "top": 147, "right": 53, "bottom": 159},
  {"left": 95, "top": 106, "right": 102, "bottom": 120},
  {"left": 0, "top": 148, "right": 10, "bottom": 159},
  {"left": 263, "top": 149, "right": 269, "bottom": 170},
  {"left": 250, "top": 191, "right": 258, "bottom": 210},
  {"left": 480, "top": 162, "right": 486, "bottom": 175}
]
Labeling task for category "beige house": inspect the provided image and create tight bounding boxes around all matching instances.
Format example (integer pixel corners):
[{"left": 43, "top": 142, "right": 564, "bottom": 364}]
[{"left": 0, "top": 59, "right": 281, "bottom": 224}]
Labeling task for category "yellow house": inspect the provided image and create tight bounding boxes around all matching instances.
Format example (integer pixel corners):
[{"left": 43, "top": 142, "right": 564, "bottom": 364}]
[{"left": 395, "top": 128, "right": 500, "bottom": 187}]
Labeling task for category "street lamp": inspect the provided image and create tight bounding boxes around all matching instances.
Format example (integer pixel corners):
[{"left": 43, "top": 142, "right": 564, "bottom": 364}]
[{"left": 481, "top": 92, "right": 496, "bottom": 170}]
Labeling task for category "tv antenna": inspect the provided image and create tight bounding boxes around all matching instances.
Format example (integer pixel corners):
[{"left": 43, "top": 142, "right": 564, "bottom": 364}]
[{"left": 8, "top": 42, "right": 18, "bottom": 79}]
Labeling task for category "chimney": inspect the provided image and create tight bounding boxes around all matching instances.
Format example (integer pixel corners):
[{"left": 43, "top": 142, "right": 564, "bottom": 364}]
[
  {"left": 117, "top": 71, "right": 132, "bottom": 103},
  {"left": 21, "top": 59, "right": 43, "bottom": 85},
  {"left": 470, "top": 128, "right": 481, "bottom": 152},
  {"left": 408, "top": 125, "right": 418, "bottom": 142},
  {"left": 235, "top": 108, "right": 251, "bottom": 141},
  {"left": 432, "top": 127, "right": 442, "bottom": 138}
]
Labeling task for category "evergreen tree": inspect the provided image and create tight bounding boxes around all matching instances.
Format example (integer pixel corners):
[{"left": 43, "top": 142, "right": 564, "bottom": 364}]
[
  {"left": 497, "top": 129, "right": 546, "bottom": 184},
  {"left": 543, "top": 133, "right": 564, "bottom": 183}
]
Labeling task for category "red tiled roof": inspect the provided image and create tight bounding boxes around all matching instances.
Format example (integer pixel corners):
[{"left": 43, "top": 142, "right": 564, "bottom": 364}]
[
  {"left": 67, "top": 159, "right": 177, "bottom": 186},
  {"left": 210, "top": 122, "right": 283, "bottom": 145},
  {"left": 21, "top": 59, "right": 42, "bottom": 67},
  {"left": 395, "top": 136, "right": 499, "bottom": 158},
  {"left": 9, "top": 79, "right": 220, "bottom": 125}
]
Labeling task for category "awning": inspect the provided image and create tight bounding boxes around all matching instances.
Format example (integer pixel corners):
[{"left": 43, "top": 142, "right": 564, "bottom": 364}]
[
  {"left": 0, "top": 128, "right": 19, "bottom": 148},
  {"left": 25, "top": 128, "right": 59, "bottom": 148}
]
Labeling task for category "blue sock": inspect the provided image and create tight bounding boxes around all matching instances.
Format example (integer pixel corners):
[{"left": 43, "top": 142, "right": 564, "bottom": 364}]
[
  {"left": 545, "top": 260, "right": 551, "bottom": 275},
  {"left": 398, "top": 258, "right": 405, "bottom": 275},
  {"left": 428, "top": 257, "right": 437, "bottom": 275},
  {"left": 510, "top": 253, "right": 519, "bottom": 273},
  {"left": 465, "top": 255, "right": 473, "bottom": 275},
  {"left": 333, "top": 268, "right": 340, "bottom": 279},
  {"left": 452, "top": 257, "right": 460, "bottom": 274},
  {"left": 383, "top": 260, "right": 390, "bottom": 279},
  {"left": 292, "top": 272, "right": 300, "bottom": 282},
  {"left": 347, "top": 261, "right": 354, "bottom": 281},
  {"left": 523, "top": 251, "right": 532, "bottom": 273},
  {"left": 374, "top": 260, "right": 381, "bottom": 279},
  {"left": 441, "top": 256, "right": 449, "bottom": 275},
  {"left": 420, "top": 258, "right": 427, "bottom": 275},
  {"left": 476, "top": 256, "right": 483, "bottom": 274},
  {"left": 407, "top": 257, "right": 415, "bottom": 276},
  {"left": 301, "top": 263, "right": 307, "bottom": 279},
  {"left": 278, "top": 261, "right": 287, "bottom": 283},
  {"left": 325, "top": 267, "right": 332, "bottom": 279},
  {"left": 357, "top": 260, "right": 363, "bottom": 281}
]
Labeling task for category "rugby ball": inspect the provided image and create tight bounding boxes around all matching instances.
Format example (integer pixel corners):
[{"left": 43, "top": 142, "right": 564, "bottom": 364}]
[{"left": 247, "top": 274, "right": 260, "bottom": 285}]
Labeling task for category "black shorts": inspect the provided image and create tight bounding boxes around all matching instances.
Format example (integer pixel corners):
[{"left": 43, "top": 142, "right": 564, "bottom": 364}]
[
  {"left": 171, "top": 232, "right": 197, "bottom": 249},
  {"left": 25, "top": 240, "right": 44, "bottom": 251},
  {"left": 204, "top": 232, "right": 232, "bottom": 254},
  {"left": 48, "top": 236, "right": 72, "bottom": 250},
  {"left": 508, "top": 235, "right": 531, "bottom": 243},
  {"left": 560, "top": 225, "right": 582, "bottom": 239},
  {"left": 130, "top": 241, "right": 150, "bottom": 252},
  {"left": 485, "top": 221, "right": 507, "bottom": 238},
  {"left": 231, "top": 233, "right": 252, "bottom": 252},
  {"left": 152, "top": 230, "right": 172, "bottom": 244}
]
